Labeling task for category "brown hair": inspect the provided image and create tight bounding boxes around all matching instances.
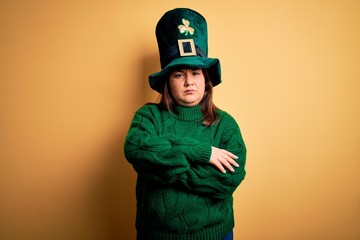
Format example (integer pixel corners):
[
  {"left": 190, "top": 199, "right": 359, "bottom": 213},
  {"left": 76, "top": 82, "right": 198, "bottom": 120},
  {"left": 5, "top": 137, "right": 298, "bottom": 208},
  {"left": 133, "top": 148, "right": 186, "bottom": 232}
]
[{"left": 159, "top": 69, "right": 219, "bottom": 126}]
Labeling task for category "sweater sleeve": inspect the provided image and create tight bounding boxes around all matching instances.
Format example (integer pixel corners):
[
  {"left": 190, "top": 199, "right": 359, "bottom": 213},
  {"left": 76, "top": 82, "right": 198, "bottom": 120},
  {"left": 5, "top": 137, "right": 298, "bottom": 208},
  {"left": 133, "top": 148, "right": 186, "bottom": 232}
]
[
  {"left": 176, "top": 113, "right": 247, "bottom": 199},
  {"left": 124, "top": 105, "right": 212, "bottom": 184}
]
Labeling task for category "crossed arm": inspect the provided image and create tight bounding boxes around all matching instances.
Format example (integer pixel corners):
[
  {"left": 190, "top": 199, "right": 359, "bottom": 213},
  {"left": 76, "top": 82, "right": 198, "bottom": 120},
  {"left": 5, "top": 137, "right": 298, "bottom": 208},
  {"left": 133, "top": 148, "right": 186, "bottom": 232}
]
[{"left": 124, "top": 111, "right": 246, "bottom": 199}]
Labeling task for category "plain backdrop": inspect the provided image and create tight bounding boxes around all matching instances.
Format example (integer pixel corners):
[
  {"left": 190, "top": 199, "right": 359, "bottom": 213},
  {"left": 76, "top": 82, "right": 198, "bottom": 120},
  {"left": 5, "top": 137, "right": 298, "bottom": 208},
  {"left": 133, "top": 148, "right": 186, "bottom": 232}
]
[{"left": 1, "top": 1, "right": 359, "bottom": 239}]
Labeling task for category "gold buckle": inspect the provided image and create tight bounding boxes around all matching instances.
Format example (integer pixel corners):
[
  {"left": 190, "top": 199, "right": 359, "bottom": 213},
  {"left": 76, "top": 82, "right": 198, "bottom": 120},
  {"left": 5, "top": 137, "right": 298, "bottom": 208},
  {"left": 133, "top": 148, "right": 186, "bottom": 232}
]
[{"left": 178, "top": 39, "right": 196, "bottom": 56}]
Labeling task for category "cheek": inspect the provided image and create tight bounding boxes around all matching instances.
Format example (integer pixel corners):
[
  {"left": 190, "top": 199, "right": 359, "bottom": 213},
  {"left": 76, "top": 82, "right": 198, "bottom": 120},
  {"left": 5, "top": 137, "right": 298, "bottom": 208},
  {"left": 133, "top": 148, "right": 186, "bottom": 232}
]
[
  {"left": 200, "top": 88, "right": 206, "bottom": 98},
  {"left": 169, "top": 81, "right": 181, "bottom": 96},
  {"left": 198, "top": 80, "right": 206, "bottom": 94}
]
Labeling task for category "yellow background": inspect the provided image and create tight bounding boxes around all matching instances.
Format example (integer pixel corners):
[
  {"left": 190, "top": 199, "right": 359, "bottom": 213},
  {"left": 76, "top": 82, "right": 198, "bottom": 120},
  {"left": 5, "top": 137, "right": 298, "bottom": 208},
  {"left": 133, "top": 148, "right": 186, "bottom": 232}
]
[{"left": 1, "top": 1, "right": 359, "bottom": 239}]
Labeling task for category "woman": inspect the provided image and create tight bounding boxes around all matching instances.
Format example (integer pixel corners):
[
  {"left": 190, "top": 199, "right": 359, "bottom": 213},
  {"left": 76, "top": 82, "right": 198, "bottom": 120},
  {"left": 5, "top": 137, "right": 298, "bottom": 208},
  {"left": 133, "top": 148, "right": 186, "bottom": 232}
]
[{"left": 124, "top": 8, "right": 246, "bottom": 240}]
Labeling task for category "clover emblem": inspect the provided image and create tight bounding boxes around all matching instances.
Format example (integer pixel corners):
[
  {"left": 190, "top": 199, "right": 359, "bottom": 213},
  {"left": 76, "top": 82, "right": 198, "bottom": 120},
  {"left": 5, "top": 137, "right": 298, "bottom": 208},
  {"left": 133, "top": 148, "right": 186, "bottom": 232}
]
[{"left": 178, "top": 19, "right": 195, "bottom": 36}]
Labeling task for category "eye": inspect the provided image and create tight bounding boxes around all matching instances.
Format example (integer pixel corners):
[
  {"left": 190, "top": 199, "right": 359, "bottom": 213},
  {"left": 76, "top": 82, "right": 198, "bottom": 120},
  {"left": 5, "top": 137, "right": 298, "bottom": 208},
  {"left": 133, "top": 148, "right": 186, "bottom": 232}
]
[
  {"left": 192, "top": 70, "right": 201, "bottom": 76},
  {"left": 171, "top": 71, "right": 184, "bottom": 79}
]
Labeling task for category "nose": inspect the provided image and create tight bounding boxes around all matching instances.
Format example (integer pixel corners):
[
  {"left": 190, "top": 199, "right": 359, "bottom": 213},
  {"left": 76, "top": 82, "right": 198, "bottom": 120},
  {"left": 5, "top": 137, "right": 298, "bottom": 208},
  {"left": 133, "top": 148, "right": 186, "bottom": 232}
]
[{"left": 184, "top": 73, "right": 194, "bottom": 86}]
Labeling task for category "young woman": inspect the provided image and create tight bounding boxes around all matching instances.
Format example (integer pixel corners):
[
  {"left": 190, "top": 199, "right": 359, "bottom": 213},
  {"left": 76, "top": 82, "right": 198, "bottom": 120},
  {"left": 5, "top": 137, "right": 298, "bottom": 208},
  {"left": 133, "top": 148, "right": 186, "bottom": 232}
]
[{"left": 124, "top": 8, "right": 246, "bottom": 240}]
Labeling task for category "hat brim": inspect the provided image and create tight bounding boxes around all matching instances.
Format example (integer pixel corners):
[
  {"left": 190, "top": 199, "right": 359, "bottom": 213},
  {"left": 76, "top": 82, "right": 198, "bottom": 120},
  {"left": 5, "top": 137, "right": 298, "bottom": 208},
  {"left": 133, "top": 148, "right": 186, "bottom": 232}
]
[{"left": 149, "top": 56, "right": 221, "bottom": 93}]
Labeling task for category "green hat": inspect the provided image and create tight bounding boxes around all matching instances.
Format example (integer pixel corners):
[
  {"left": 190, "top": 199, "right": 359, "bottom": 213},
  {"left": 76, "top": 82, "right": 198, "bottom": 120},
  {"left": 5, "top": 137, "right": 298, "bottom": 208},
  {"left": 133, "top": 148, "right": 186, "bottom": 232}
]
[{"left": 149, "top": 8, "right": 222, "bottom": 93}]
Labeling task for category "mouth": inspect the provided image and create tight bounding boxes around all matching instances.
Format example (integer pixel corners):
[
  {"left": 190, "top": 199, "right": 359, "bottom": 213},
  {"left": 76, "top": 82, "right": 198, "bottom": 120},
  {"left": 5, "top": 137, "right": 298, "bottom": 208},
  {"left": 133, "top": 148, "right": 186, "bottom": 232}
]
[{"left": 184, "top": 89, "right": 195, "bottom": 94}]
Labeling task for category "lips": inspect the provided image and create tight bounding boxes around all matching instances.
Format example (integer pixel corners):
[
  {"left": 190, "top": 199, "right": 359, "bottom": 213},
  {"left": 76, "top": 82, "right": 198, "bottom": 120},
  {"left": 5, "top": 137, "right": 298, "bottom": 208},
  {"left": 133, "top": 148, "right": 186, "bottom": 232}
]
[{"left": 184, "top": 89, "right": 195, "bottom": 93}]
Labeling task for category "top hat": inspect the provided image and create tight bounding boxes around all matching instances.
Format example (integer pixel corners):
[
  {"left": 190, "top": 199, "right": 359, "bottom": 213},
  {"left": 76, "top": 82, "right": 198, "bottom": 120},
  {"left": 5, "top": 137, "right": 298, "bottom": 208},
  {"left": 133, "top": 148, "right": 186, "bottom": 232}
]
[{"left": 149, "top": 8, "right": 222, "bottom": 93}]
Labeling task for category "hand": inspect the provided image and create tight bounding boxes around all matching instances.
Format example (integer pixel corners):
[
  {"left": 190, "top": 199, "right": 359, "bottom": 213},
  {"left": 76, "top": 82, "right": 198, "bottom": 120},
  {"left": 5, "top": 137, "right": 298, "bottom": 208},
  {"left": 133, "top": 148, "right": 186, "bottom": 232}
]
[{"left": 209, "top": 146, "right": 239, "bottom": 173}]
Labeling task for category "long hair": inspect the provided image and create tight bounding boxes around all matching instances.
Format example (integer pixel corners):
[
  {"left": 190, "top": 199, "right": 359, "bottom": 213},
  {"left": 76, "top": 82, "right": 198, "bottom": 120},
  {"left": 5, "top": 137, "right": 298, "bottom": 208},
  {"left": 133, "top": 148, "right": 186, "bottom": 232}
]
[{"left": 159, "top": 69, "right": 220, "bottom": 126}]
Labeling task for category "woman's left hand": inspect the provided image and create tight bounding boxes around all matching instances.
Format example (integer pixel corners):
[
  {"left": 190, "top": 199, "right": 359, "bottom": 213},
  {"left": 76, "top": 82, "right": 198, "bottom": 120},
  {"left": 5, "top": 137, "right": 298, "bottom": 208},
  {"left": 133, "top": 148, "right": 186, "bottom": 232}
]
[{"left": 209, "top": 146, "right": 239, "bottom": 173}]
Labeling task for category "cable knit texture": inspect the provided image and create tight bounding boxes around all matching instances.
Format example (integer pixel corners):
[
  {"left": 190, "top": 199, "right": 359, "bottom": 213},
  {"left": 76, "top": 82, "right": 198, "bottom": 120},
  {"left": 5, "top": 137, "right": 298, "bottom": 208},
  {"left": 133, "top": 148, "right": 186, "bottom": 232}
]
[{"left": 124, "top": 103, "right": 246, "bottom": 240}]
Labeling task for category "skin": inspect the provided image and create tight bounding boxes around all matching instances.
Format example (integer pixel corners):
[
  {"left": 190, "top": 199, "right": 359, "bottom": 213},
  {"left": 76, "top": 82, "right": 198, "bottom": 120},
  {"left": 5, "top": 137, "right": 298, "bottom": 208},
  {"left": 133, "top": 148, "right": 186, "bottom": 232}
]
[
  {"left": 169, "top": 68, "right": 205, "bottom": 107},
  {"left": 169, "top": 68, "right": 239, "bottom": 173}
]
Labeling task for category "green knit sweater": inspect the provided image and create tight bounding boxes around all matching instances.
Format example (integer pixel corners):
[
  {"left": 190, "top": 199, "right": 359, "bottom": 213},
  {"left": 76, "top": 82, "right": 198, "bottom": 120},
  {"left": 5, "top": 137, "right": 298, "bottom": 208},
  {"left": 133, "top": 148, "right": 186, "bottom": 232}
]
[{"left": 124, "top": 103, "right": 246, "bottom": 240}]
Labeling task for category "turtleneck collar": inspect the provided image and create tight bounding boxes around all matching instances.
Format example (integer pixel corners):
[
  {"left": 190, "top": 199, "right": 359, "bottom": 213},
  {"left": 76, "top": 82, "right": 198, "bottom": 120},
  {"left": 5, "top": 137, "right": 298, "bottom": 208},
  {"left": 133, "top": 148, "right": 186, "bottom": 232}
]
[{"left": 173, "top": 104, "right": 204, "bottom": 121}]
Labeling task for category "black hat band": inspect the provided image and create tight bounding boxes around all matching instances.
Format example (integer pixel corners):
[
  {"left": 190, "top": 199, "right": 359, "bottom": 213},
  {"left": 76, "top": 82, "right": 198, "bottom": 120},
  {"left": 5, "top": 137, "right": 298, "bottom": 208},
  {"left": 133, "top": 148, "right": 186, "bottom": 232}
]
[{"left": 160, "top": 42, "right": 206, "bottom": 69}]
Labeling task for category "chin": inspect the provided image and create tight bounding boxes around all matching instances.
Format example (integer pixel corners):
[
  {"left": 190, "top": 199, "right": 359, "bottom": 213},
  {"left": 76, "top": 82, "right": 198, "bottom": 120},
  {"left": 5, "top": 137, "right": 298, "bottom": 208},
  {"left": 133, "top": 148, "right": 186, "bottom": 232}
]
[{"left": 185, "top": 102, "right": 200, "bottom": 107}]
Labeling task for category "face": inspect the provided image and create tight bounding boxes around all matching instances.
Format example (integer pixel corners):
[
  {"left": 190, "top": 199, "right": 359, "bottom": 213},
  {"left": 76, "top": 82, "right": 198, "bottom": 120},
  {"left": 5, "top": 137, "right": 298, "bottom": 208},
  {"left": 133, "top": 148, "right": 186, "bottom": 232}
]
[{"left": 168, "top": 68, "right": 206, "bottom": 107}]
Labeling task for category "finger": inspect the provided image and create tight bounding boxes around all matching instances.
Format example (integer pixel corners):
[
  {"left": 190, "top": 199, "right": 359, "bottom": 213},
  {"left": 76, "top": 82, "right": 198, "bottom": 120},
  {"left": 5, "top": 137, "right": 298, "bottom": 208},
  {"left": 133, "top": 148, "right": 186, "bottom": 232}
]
[
  {"left": 223, "top": 150, "right": 238, "bottom": 160},
  {"left": 225, "top": 164, "right": 235, "bottom": 172},
  {"left": 219, "top": 157, "right": 235, "bottom": 172},
  {"left": 228, "top": 158, "right": 240, "bottom": 167},
  {"left": 220, "top": 153, "right": 238, "bottom": 165},
  {"left": 214, "top": 161, "right": 226, "bottom": 173},
  {"left": 226, "top": 165, "right": 235, "bottom": 172}
]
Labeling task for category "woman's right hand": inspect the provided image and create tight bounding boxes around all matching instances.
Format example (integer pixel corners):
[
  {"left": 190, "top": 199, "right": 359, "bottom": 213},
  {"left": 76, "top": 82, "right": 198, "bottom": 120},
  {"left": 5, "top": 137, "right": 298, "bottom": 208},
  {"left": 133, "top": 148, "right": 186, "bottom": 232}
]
[{"left": 209, "top": 146, "right": 239, "bottom": 173}]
